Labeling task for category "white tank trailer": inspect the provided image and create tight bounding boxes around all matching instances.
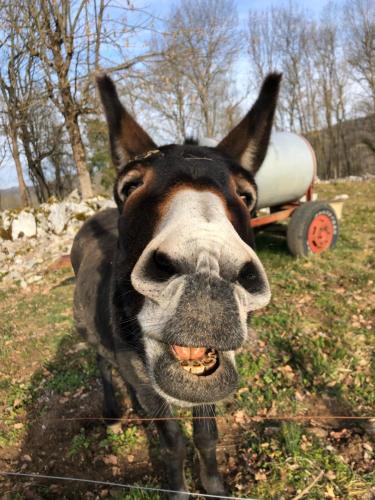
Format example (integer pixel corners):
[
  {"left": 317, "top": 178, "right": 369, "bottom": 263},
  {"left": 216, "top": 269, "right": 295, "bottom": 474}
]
[
  {"left": 251, "top": 131, "right": 340, "bottom": 256},
  {"left": 200, "top": 131, "right": 340, "bottom": 256},
  {"left": 255, "top": 131, "right": 316, "bottom": 209}
]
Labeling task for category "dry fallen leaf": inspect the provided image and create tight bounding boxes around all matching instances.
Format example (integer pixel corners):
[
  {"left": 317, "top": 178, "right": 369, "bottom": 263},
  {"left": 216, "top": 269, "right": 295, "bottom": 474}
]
[
  {"left": 330, "top": 429, "right": 349, "bottom": 440},
  {"left": 234, "top": 410, "right": 249, "bottom": 425},
  {"left": 237, "top": 387, "right": 249, "bottom": 395},
  {"left": 325, "top": 484, "right": 336, "bottom": 498},
  {"left": 325, "top": 470, "right": 336, "bottom": 480},
  {"left": 111, "top": 466, "right": 120, "bottom": 476},
  {"left": 255, "top": 471, "right": 267, "bottom": 481},
  {"left": 102, "top": 454, "right": 118, "bottom": 465}
]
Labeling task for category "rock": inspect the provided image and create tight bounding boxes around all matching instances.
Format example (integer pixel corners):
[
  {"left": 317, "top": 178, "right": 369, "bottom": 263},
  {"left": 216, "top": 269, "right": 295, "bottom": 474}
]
[
  {"left": 0, "top": 192, "right": 118, "bottom": 290},
  {"left": 66, "top": 201, "right": 95, "bottom": 218},
  {"left": 36, "top": 226, "right": 48, "bottom": 238},
  {"left": 35, "top": 210, "right": 50, "bottom": 235},
  {"left": 307, "top": 427, "right": 328, "bottom": 438},
  {"left": 0, "top": 240, "right": 14, "bottom": 257},
  {"left": 14, "top": 255, "right": 23, "bottom": 265},
  {"left": 11, "top": 212, "right": 37, "bottom": 240},
  {"left": 27, "top": 275, "right": 43, "bottom": 284},
  {"left": 0, "top": 211, "right": 12, "bottom": 232},
  {"left": 333, "top": 194, "right": 349, "bottom": 201},
  {"left": 98, "top": 199, "right": 116, "bottom": 210},
  {"left": 65, "top": 219, "right": 83, "bottom": 236},
  {"left": 48, "top": 203, "right": 68, "bottom": 234},
  {"left": 66, "top": 188, "right": 81, "bottom": 202}
]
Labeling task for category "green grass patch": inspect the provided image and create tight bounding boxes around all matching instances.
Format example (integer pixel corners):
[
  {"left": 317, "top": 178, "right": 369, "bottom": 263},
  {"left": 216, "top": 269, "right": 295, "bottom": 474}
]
[{"left": 100, "top": 425, "right": 144, "bottom": 453}]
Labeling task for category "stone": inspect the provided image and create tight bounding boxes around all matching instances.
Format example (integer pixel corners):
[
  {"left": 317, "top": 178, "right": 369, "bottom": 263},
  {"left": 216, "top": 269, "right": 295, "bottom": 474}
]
[
  {"left": 35, "top": 210, "right": 50, "bottom": 235},
  {"left": 98, "top": 199, "right": 116, "bottom": 210},
  {"left": 0, "top": 192, "right": 120, "bottom": 290},
  {"left": 27, "top": 275, "right": 43, "bottom": 284},
  {"left": 48, "top": 203, "right": 68, "bottom": 234},
  {"left": 36, "top": 226, "right": 48, "bottom": 238},
  {"left": 67, "top": 201, "right": 95, "bottom": 216},
  {"left": 7, "top": 270, "right": 22, "bottom": 282},
  {"left": 66, "top": 188, "right": 81, "bottom": 202},
  {"left": 333, "top": 194, "right": 349, "bottom": 201},
  {"left": 11, "top": 212, "right": 37, "bottom": 240},
  {"left": 1, "top": 211, "right": 12, "bottom": 231}
]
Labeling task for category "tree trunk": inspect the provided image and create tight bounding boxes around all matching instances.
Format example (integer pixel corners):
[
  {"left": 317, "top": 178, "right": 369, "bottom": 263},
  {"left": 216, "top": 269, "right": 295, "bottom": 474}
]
[
  {"left": 65, "top": 115, "right": 93, "bottom": 199},
  {"left": 20, "top": 124, "right": 51, "bottom": 202},
  {"left": 49, "top": 32, "right": 93, "bottom": 199},
  {"left": 29, "top": 162, "right": 50, "bottom": 203},
  {"left": 59, "top": 84, "right": 93, "bottom": 199},
  {"left": 9, "top": 127, "right": 30, "bottom": 207}
]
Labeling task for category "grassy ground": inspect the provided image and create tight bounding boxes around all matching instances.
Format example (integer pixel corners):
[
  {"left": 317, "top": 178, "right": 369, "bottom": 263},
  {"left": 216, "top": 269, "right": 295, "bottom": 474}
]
[{"left": 0, "top": 180, "right": 374, "bottom": 499}]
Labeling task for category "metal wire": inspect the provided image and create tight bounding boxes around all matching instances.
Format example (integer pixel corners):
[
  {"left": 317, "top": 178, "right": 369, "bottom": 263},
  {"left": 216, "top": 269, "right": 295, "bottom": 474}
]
[
  {"left": 1, "top": 415, "right": 374, "bottom": 424},
  {"left": 0, "top": 471, "right": 257, "bottom": 499}
]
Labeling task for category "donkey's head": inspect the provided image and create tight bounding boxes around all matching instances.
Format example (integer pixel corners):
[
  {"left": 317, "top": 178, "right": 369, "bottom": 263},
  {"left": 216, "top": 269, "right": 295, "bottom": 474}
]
[{"left": 97, "top": 73, "right": 281, "bottom": 406}]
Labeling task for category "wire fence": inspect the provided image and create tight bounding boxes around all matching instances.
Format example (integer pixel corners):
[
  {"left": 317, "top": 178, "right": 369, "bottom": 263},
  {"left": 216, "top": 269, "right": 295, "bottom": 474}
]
[
  {"left": 0, "top": 412, "right": 373, "bottom": 498},
  {"left": 1, "top": 414, "right": 375, "bottom": 424},
  {"left": 0, "top": 471, "right": 257, "bottom": 499}
]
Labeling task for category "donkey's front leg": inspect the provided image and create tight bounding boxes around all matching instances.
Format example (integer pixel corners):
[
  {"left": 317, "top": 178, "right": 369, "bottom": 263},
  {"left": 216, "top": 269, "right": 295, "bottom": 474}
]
[
  {"left": 155, "top": 417, "right": 188, "bottom": 499},
  {"left": 97, "top": 354, "right": 121, "bottom": 421},
  {"left": 193, "top": 405, "right": 225, "bottom": 495},
  {"left": 135, "top": 389, "right": 188, "bottom": 499}
]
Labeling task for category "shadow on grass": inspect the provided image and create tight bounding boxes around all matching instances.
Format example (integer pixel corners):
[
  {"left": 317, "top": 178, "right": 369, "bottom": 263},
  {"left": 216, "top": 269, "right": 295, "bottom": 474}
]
[
  {"left": 3, "top": 330, "right": 167, "bottom": 498},
  {"left": 255, "top": 224, "right": 290, "bottom": 256},
  {"left": 50, "top": 275, "right": 76, "bottom": 289},
  {"left": 268, "top": 334, "right": 375, "bottom": 441}
]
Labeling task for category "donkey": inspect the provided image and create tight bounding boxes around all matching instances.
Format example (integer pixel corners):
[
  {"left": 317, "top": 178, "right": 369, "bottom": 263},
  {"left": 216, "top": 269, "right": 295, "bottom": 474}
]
[{"left": 71, "top": 72, "right": 281, "bottom": 497}]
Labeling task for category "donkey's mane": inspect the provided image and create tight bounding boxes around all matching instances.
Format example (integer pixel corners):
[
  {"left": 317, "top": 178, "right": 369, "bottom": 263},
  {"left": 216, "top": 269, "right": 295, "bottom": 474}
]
[{"left": 183, "top": 137, "right": 199, "bottom": 145}]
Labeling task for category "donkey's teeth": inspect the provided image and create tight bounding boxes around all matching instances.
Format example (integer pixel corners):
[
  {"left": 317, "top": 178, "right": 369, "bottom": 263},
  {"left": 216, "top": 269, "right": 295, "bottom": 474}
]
[
  {"left": 178, "top": 349, "right": 218, "bottom": 375},
  {"left": 172, "top": 345, "right": 206, "bottom": 361}
]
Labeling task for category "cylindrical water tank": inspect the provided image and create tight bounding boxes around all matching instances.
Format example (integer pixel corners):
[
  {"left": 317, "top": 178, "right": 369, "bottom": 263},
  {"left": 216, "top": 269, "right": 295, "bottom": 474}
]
[{"left": 255, "top": 132, "right": 316, "bottom": 209}]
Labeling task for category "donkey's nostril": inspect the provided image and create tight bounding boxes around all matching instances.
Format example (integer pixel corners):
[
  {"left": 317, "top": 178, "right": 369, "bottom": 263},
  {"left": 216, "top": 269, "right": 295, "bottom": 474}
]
[
  {"left": 152, "top": 250, "right": 177, "bottom": 280},
  {"left": 237, "top": 261, "right": 265, "bottom": 294},
  {"left": 139, "top": 250, "right": 178, "bottom": 284}
]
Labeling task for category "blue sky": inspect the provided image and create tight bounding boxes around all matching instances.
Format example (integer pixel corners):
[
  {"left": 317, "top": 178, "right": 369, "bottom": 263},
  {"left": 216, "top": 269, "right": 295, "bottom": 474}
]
[
  {"left": 0, "top": 0, "right": 346, "bottom": 190},
  {"left": 143, "top": 0, "right": 344, "bottom": 19}
]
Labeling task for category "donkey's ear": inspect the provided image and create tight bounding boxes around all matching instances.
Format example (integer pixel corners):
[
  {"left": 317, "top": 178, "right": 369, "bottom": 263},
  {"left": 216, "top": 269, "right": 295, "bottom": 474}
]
[
  {"left": 216, "top": 73, "right": 281, "bottom": 174},
  {"left": 96, "top": 73, "right": 157, "bottom": 168}
]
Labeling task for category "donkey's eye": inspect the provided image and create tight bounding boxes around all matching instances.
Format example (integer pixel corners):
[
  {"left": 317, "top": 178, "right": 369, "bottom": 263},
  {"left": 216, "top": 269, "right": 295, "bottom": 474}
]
[
  {"left": 122, "top": 181, "right": 143, "bottom": 198},
  {"left": 238, "top": 192, "right": 254, "bottom": 208}
]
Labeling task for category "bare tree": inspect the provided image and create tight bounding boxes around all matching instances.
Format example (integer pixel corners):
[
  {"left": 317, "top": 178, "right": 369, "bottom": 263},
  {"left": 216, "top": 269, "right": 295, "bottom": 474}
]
[
  {"left": 139, "top": 0, "right": 241, "bottom": 142},
  {"left": 19, "top": 99, "right": 67, "bottom": 202},
  {"left": 21, "top": 0, "right": 101, "bottom": 198},
  {"left": 312, "top": 4, "right": 351, "bottom": 178},
  {"left": 0, "top": 5, "right": 31, "bottom": 206},
  {"left": 247, "top": 4, "right": 316, "bottom": 133},
  {"left": 21, "top": 0, "right": 161, "bottom": 198},
  {"left": 247, "top": 2, "right": 356, "bottom": 179},
  {"left": 345, "top": 0, "right": 375, "bottom": 111}
]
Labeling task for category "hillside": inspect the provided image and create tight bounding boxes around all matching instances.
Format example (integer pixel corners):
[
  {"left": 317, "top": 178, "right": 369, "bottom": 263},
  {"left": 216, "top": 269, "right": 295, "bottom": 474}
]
[{"left": 307, "top": 114, "right": 375, "bottom": 180}]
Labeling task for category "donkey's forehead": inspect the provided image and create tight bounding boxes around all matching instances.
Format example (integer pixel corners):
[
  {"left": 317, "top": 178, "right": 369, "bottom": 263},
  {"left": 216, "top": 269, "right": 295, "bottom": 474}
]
[
  {"left": 159, "top": 143, "right": 233, "bottom": 169},
  {"left": 118, "top": 143, "right": 255, "bottom": 183}
]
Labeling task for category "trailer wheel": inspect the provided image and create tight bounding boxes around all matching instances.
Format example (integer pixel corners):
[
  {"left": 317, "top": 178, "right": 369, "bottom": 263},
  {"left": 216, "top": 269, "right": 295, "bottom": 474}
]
[{"left": 287, "top": 202, "right": 339, "bottom": 257}]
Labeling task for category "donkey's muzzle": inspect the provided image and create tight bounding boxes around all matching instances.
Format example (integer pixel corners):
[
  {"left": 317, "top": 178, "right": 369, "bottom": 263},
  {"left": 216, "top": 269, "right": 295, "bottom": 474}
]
[{"left": 162, "top": 273, "right": 244, "bottom": 351}]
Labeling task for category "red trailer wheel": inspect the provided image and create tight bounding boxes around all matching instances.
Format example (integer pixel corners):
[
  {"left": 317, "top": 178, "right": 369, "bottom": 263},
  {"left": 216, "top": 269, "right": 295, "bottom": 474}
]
[
  {"left": 307, "top": 213, "right": 335, "bottom": 253},
  {"left": 287, "top": 202, "right": 339, "bottom": 257}
]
